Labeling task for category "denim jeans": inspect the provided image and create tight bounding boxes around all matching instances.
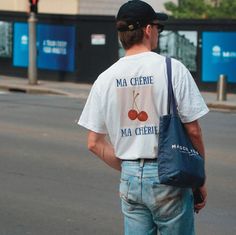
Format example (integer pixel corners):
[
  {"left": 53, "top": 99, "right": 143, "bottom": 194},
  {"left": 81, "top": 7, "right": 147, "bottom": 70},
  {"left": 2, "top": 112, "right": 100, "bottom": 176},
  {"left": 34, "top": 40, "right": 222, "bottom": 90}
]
[{"left": 119, "top": 160, "right": 195, "bottom": 235}]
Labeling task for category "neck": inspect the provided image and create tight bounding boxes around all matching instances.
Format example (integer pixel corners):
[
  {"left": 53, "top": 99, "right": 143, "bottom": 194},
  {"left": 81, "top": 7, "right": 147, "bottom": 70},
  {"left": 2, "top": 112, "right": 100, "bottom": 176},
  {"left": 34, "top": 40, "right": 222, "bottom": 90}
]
[{"left": 125, "top": 44, "right": 151, "bottom": 56}]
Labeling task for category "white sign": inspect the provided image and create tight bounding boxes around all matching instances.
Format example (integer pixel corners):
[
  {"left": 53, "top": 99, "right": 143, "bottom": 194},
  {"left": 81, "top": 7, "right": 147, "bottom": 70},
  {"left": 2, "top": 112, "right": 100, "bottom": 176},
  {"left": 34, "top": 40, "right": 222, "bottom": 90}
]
[{"left": 91, "top": 34, "right": 106, "bottom": 45}]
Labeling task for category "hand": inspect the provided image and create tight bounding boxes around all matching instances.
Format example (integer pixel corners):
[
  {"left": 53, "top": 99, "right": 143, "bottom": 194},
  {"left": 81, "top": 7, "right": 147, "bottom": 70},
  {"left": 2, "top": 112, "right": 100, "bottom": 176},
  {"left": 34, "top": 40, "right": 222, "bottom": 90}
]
[{"left": 193, "top": 185, "right": 207, "bottom": 213}]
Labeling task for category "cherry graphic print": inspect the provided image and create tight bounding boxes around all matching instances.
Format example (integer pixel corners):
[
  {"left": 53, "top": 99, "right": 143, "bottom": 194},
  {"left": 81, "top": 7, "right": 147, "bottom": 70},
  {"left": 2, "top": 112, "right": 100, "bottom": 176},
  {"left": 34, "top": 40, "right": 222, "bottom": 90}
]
[
  {"left": 128, "top": 90, "right": 148, "bottom": 122},
  {"left": 128, "top": 109, "right": 138, "bottom": 120},
  {"left": 137, "top": 111, "right": 148, "bottom": 122}
]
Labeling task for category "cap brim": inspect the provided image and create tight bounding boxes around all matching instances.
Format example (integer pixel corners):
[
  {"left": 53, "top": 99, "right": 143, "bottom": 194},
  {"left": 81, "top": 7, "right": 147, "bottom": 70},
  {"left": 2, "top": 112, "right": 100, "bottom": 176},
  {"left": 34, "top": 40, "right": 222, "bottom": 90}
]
[{"left": 156, "top": 12, "right": 168, "bottom": 21}]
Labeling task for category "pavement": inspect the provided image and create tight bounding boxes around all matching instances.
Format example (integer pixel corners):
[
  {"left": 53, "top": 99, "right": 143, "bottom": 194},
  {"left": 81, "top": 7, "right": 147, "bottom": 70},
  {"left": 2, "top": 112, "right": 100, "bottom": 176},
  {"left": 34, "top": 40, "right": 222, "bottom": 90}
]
[
  {"left": 0, "top": 75, "right": 92, "bottom": 100},
  {"left": 1, "top": 75, "right": 236, "bottom": 112}
]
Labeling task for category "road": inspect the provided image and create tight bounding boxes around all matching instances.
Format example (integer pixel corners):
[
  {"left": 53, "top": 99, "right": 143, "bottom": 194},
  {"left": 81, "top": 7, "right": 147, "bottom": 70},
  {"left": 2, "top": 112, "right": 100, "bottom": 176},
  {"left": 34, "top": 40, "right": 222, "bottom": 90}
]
[{"left": 0, "top": 92, "right": 235, "bottom": 235}]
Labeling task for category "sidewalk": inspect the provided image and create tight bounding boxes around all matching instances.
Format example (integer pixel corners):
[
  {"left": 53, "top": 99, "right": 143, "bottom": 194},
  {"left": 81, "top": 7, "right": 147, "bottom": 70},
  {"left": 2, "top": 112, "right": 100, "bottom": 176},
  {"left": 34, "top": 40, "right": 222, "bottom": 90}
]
[
  {"left": 1, "top": 75, "right": 236, "bottom": 111},
  {"left": 0, "top": 75, "right": 92, "bottom": 99}
]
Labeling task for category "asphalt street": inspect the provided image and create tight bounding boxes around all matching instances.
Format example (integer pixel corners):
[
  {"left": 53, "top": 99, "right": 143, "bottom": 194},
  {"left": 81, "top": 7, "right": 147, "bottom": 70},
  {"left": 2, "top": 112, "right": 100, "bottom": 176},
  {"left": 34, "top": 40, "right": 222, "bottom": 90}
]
[{"left": 0, "top": 92, "right": 235, "bottom": 235}]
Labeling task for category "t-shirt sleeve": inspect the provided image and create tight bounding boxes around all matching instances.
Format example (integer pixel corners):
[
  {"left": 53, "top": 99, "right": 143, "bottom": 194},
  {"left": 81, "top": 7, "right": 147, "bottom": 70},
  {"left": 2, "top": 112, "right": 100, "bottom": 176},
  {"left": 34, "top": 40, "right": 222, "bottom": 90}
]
[
  {"left": 173, "top": 67, "right": 209, "bottom": 123},
  {"left": 78, "top": 83, "right": 107, "bottom": 133}
]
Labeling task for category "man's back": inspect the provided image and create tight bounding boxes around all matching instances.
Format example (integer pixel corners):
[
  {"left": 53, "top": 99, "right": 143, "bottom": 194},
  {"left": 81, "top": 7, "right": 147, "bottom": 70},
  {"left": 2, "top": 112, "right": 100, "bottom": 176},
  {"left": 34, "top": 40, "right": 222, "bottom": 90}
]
[{"left": 80, "top": 52, "right": 207, "bottom": 160}]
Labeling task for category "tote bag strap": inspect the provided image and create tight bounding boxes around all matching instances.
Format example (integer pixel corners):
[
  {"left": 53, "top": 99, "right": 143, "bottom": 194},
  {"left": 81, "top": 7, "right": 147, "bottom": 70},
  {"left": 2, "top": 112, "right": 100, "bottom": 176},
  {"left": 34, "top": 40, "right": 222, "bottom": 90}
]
[{"left": 166, "top": 57, "right": 177, "bottom": 115}]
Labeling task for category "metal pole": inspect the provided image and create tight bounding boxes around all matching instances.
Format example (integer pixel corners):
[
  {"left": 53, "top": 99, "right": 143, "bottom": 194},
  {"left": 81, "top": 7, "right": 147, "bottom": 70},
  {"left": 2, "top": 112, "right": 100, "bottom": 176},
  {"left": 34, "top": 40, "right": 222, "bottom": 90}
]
[
  {"left": 28, "top": 12, "right": 37, "bottom": 85},
  {"left": 217, "top": 74, "right": 227, "bottom": 101}
]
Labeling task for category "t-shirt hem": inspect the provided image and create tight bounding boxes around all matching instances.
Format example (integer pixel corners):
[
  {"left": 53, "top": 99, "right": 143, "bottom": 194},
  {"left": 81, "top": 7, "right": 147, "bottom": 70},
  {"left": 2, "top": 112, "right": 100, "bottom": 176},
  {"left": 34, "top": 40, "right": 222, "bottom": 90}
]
[
  {"left": 181, "top": 108, "right": 209, "bottom": 123},
  {"left": 118, "top": 157, "right": 157, "bottom": 160},
  {"left": 117, "top": 154, "right": 157, "bottom": 160}
]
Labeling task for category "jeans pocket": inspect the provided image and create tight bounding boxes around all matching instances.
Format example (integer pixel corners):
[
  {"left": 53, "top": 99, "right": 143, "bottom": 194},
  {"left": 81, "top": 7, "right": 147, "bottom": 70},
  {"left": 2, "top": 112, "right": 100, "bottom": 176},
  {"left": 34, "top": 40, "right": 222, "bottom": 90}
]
[
  {"left": 120, "top": 178, "right": 141, "bottom": 212},
  {"left": 119, "top": 179, "right": 130, "bottom": 201},
  {"left": 152, "top": 183, "right": 185, "bottom": 221}
]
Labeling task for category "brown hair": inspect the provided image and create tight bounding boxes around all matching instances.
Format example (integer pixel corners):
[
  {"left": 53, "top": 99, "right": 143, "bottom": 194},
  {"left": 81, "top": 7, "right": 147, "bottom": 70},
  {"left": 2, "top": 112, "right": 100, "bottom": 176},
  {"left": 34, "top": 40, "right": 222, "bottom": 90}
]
[{"left": 116, "top": 21, "right": 144, "bottom": 50}]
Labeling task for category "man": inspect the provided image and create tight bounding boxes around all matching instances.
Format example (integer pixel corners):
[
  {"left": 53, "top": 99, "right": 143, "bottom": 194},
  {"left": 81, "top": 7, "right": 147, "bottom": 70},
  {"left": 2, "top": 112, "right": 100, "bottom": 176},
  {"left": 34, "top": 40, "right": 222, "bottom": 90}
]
[{"left": 78, "top": 0, "right": 209, "bottom": 234}]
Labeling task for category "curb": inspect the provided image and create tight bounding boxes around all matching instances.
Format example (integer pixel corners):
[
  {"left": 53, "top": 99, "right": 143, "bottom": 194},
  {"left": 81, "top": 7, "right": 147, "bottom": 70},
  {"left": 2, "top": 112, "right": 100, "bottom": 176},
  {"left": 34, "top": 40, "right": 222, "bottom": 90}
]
[
  {"left": 207, "top": 102, "right": 236, "bottom": 112},
  {"left": 0, "top": 84, "right": 88, "bottom": 99},
  {"left": 0, "top": 84, "right": 71, "bottom": 96}
]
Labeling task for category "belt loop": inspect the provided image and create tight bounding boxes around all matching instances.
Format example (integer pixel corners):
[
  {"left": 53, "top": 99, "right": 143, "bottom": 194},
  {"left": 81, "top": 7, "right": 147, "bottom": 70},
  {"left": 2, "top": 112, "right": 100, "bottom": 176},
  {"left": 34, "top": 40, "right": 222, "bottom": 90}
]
[{"left": 140, "top": 159, "right": 144, "bottom": 168}]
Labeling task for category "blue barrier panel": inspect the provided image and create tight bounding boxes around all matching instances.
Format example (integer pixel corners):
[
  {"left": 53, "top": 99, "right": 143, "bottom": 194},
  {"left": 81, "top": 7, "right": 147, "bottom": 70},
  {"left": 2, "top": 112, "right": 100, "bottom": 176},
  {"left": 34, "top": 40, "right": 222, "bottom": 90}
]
[
  {"left": 13, "top": 22, "right": 29, "bottom": 67},
  {"left": 202, "top": 32, "right": 236, "bottom": 83},
  {"left": 13, "top": 22, "right": 75, "bottom": 72}
]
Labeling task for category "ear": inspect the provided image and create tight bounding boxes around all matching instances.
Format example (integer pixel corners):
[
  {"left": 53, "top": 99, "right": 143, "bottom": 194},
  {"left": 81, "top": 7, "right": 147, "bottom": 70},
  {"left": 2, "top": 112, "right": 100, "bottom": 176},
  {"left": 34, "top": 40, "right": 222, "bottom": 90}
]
[{"left": 143, "top": 24, "right": 152, "bottom": 38}]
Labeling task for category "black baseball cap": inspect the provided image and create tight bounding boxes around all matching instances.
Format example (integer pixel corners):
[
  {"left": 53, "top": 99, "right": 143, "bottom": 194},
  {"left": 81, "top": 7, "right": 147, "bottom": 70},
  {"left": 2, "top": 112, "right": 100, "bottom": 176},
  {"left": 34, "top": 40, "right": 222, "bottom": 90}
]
[{"left": 116, "top": 0, "right": 168, "bottom": 32}]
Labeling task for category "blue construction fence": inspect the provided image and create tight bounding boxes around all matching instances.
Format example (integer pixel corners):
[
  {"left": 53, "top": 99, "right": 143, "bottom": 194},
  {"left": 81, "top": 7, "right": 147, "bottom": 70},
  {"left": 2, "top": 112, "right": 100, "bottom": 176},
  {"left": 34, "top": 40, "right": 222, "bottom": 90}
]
[{"left": 0, "top": 11, "right": 236, "bottom": 92}]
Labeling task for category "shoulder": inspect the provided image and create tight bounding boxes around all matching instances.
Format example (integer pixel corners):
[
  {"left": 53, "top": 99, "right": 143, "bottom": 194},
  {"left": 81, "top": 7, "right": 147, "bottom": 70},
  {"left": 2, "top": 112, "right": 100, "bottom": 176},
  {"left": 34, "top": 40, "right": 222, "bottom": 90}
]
[
  {"left": 148, "top": 52, "right": 166, "bottom": 63},
  {"left": 97, "top": 60, "right": 121, "bottom": 82},
  {"left": 170, "top": 57, "right": 189, "bottom": 75},
  {"left": 91, "top": 60, "right": 122, "bottom": 94},
  {"left": 169, "top": 58, "right": 193, "bottom": 87}
]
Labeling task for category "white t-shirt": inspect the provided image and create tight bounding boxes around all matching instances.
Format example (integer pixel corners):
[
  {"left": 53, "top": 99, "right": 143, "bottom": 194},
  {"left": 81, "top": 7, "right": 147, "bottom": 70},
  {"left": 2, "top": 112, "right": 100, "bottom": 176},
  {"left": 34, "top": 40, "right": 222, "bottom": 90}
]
[{"left": 78, "top": 52, "right": 209, "bottom": 160}]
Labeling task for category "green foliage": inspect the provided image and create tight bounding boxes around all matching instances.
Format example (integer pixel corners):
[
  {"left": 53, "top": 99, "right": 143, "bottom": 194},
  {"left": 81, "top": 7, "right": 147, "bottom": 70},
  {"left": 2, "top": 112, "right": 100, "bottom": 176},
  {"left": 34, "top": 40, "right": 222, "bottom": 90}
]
[{"left": 164, "top": 0, "right": 236, "bottom": 19}]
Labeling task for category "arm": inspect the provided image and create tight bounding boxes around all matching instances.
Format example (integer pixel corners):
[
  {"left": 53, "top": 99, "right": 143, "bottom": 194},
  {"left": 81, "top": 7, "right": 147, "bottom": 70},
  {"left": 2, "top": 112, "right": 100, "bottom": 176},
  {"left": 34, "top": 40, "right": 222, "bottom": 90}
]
[
  {"left": 184, "top": 120, "right": 205, "bottom": 158},
  {"left": 184, "top": 120, "right": 207, "bottom": 212},
  {"left": 87, "top": 130, "right": 121, "bottom": 171}
]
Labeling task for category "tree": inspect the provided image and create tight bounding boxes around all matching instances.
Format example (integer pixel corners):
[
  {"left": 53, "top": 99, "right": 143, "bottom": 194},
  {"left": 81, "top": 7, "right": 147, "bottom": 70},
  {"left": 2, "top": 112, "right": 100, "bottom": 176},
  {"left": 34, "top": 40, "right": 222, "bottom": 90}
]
[
  {"left": 164, "top": 0, "right": 236, "bottom": 19},
  {"left": 212, "top": 0, "right": 236, "bottom": 18}
]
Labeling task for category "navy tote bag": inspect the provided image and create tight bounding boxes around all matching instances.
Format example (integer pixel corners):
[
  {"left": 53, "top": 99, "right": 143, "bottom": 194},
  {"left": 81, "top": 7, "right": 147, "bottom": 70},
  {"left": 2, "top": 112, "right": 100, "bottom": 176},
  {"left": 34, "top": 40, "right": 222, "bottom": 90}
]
[{"left": 157, "top": 57, "right": 205, "bottom": 188}]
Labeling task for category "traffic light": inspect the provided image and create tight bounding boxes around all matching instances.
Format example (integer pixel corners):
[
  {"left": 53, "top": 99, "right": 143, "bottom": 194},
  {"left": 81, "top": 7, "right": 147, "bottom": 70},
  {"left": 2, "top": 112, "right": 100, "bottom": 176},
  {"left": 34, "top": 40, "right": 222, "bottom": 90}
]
[{"left": 29, "top": 0, "right": 39, "bottom": 13}]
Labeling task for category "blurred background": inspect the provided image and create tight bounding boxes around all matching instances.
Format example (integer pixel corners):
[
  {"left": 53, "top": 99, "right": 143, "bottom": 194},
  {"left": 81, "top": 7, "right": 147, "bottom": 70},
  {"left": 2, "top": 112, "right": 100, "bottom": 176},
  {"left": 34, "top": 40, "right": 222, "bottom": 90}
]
[{"left": 0, "top": 0, "right": 236, "bottom": 92}]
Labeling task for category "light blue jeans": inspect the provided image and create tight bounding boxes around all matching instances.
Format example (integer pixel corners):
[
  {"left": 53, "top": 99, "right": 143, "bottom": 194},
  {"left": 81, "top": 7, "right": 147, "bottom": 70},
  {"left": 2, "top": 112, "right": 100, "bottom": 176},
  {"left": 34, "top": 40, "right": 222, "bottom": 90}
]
[{"left": 119, "top": 160, "right": 195, "bottom": 235}]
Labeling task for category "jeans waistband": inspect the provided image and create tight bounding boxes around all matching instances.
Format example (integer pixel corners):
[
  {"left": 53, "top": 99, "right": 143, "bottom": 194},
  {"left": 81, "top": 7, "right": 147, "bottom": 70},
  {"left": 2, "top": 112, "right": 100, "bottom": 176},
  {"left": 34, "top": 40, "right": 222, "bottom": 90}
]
[
  {"left": 121, "top": 159, "right": 159, "bottom": 178},
  {"left": 122, "top": 159, "right": 157, "bottom": 169}
]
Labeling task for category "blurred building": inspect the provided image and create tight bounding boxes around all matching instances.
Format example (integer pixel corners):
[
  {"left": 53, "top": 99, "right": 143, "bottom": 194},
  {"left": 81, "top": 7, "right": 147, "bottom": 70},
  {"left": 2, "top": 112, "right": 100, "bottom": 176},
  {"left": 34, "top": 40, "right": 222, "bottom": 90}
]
[
  {"left": 159, "top": 31, "right": 197, "bottom": 71},
  {"left": 0, "top": 0, "right": 177, "bottom": 15}
]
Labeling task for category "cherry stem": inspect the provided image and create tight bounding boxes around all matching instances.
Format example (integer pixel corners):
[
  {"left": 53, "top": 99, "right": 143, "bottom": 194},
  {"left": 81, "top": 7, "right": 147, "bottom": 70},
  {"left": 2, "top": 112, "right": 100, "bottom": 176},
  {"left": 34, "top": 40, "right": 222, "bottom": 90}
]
[
  {"left": 134, "top": 93, "right": 140, "bottom": 112},
  {"left": 132, "top": 90, "right": 135, "bottom": 109},
  {"left": 132, "top": 90, "right": 139, "bottom": 111}
]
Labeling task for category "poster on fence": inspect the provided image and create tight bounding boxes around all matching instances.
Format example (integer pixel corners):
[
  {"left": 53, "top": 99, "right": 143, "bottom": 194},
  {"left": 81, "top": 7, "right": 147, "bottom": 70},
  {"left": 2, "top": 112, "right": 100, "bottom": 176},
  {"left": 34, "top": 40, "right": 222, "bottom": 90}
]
[
  {"left": 13, "top": 22, "right": 75, "bottom": 72},
  {"left": 202, "top": 32, "right": 236, "bottom": 83},
  {"left": 0, "top": 21, "right": 12, "bottom": 58}
]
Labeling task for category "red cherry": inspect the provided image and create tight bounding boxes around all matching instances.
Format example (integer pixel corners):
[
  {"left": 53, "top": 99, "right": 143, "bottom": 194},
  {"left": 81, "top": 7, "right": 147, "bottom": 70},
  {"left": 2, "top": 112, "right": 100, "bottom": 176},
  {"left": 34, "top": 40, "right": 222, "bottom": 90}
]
[
  {"left": 128, "top": 109, "right": 138, "bottom": 120},
  {"left": 137, "top": 111, "right": 148, "bottom": 122}
]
